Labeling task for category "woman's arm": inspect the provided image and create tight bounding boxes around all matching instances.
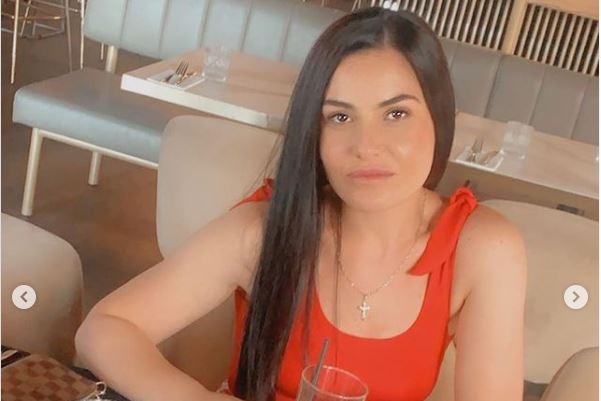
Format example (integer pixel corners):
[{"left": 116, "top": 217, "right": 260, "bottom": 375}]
[
  {"left": 76, "top": 314, "right": 230, "bottom": 400},
  {"left": 75, "top": 202, "right": 266, "bottom": 401},
  {"left": 453, "top": 206, "right": 528, "bottom": 401}
]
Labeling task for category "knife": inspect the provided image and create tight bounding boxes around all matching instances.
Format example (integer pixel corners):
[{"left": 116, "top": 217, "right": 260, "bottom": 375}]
[{"left": 478, "top": 150, "right": 500, "bottom": 165}]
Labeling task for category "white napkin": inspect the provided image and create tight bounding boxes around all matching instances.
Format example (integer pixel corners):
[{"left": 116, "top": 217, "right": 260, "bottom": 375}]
[
  {"left": 454, "top": 146, "right": 504, "bottom": 172},
  {"left": 147, "top": 69, "right": 205, "bottom": 90}
]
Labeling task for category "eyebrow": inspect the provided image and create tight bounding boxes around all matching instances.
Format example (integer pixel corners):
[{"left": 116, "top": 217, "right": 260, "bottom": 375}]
[{"left": 323, "top": 93, "right": 420, "bottom": 109}]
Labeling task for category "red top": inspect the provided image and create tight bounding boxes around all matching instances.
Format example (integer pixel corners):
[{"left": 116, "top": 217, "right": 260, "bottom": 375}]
[{"left": 227, "top": 179, "right": 478, "bottom": 401}]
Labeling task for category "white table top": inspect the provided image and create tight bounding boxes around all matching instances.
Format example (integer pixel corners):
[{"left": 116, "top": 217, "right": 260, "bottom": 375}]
[
  {"left": 121, "top": 51, "right": 598, "bottom": 202},
  {"left": 121, "top": 49, "right": 299, "bottom": 132},
  {"left": 452, "top": 112, "right": 599, "bottom": 201}
]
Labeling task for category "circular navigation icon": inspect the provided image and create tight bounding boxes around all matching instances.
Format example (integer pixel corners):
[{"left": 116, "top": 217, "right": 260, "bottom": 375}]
[
  {"left": 564, "top": 285, "right": 588, "bottom": 310},
  {"left": 12, "top": 285, "right": 37, "bottom": 310}
]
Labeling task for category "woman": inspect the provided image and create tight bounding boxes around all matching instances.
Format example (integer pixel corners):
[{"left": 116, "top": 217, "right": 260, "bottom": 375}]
[{"left": 76, "top": 7, "right": 527, "bottom": 401}]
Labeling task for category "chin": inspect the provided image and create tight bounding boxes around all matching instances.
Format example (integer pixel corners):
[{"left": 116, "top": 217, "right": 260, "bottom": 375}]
[
  {"left": 337, "top": 187, "right": 403, "bottom": 213},
  {"left": 329, "top": 175, "right": 426, "bottom": 212}
]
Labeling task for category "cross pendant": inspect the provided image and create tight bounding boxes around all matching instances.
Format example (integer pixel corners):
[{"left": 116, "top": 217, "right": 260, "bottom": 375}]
[{"left": 358, "top": 296, "right": 371, "bottom": 320}]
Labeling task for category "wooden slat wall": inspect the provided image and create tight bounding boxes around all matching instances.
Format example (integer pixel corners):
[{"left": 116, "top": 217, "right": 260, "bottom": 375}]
[
  {"left": 374, "top": 0, "right": 514, "bottom": 50},
  {"left": 514, "top": 3, "right": 599, "bottom": 75},
  {"left": 368, "top": 0, "right": 599, "bottom": 76}
]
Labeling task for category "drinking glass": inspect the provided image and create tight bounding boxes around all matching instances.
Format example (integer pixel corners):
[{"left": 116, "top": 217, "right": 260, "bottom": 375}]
[
  {"left": 201, "top": 45, "right": 230, "bottom": 82},
  {"left": 500, "top": 121, "right": 533, "bottom": 160},
  {"left": 296, "top": 365, "right": 368, "bottom": 401}
]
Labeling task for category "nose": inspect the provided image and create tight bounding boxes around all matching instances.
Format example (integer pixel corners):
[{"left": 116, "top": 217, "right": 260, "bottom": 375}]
[{"left": 353, "top": 121, "right": 382, "bottom": 159}]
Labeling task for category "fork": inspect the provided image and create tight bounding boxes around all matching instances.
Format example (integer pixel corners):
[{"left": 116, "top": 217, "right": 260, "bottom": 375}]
[
  {"left": 163, "top": 61, "right": 182, "bottom": 83},
  {"left": 164, "top": 61, "right": 188, "bottom": 84},
  {"left": 467, "top": 137, "right": 483, "bottom": 163},
  {"left": 170, "top": 61, "right": 189, "bottom": 84},
  {"left": 478, "top": 150, "right": 501, "bottom": 165}
]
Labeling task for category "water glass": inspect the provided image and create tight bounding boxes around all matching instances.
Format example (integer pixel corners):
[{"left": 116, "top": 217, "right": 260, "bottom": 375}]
[
  {"left": 202, "top": 45, "right": 230, "bottom": 82},
  {"left": 501, "top": 121, "right": 533, "bottom": 160},
  {"left": 296, "top": 365, "right": 368, "bottom": 401}
]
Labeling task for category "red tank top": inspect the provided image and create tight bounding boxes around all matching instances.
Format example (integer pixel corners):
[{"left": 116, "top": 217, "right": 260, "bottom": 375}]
[{"left": 227, "top": 179, "right": 478, "bottom": 401}]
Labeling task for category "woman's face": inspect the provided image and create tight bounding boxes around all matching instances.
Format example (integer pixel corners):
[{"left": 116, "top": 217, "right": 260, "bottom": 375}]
[{"left": 320, "top": 46, "right": 436, "bottom": 212}]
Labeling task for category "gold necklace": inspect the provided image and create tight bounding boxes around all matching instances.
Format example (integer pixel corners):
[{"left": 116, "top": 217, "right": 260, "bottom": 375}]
[{"left": 336, "top": 190, "right": 427, "bottom": 321}]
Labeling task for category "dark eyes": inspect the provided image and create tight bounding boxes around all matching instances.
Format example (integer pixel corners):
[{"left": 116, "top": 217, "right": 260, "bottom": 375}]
[
  {"left": 387, "top": 110, "right": 408, "bottom": 120},
  {"left": 331, "top": 113, "right": 350, "bottom": 123},
  {"left": 326, "top": 109, "right": 409, "bottom": 124}
]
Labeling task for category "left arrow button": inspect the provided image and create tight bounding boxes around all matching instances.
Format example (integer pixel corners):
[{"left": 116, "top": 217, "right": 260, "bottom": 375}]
[{"left": 12, "top": 285, "right": 36, "bottom": 310}]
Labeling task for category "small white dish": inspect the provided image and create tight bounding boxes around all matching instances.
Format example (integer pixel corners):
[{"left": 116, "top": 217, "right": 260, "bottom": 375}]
[
  {"left": 454, "top": 146, "right": 504, "bottom": 172},
  {"left": 147, "top": 69, "right": 205, "bottom": 90}
]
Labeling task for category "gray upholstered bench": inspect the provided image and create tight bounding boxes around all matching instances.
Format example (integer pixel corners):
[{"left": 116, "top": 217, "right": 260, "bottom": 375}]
[
  {"left": 12, "top": 0, "right": 343, "bottom": 216},
  {"left": 13, "top": 68, "right": 195, "bottom": 164},
  {"left": 440, "top": 38, "right": 598, "bottom": 146}
]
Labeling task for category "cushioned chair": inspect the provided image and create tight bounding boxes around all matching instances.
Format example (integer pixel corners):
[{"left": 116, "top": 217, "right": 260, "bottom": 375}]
[
  {"left": 12, "top": 0, "right": 343, "bottom": 216},
  {"left": 1, "top": 214, "right": 84, "bottom": 365},
  {"left": 427, "top": 200, "right": 598, "bottom": 401},
  {"left": 156, "top": 116, "right": 278, "bottom": 390},
  {"left": 541, "top": 347, "right": 598, "bottom": 401}
]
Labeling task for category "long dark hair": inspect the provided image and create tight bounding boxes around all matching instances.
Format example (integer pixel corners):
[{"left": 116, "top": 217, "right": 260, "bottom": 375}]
[{"left": 234, "top": 7, "right": 455, "bottom": 401}]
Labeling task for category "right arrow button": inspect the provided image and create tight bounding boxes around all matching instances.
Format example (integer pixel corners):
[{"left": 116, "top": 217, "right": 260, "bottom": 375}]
[{"left": 564, "top": 285, "right": 589, "bottom": 310}]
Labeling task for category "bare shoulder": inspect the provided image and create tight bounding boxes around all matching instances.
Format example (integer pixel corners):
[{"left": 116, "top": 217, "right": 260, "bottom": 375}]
[
  {"left": 458, "top": 204, "right": 525, "bottom": 253},
  {"left": 172, "top": 199, "right": 270, "bottom": 293},
  {"left": 223, "top": 198, "right": 269, "bottom": 236},
  {"left": 220, "top": 199, "right": 269, "bottom": 278},
  {"left": 454, "top": 204, "right": 528, "bottom": 295}
]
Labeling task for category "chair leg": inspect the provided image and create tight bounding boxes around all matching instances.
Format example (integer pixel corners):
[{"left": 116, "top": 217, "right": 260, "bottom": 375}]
[
  {"left": 22, "top": 128, "right": 44, "bottom": 216},
  {"left": 19, "top": 0, "right": 32, "bottom": 36},
  {"left": 88, "top": 152, "right": 101, "bottom": 186},
  {"left": 64, "top": 0, "right": 73, "bottom": 71},
  {"left": 100, "top": 42, "right": 105, "bottom": 60},
  {"left": 32, "top": 0, "right": 39, "bottom": 37},
  {"left": 79, "top": 0, "right": 85, "bottom": 69},
  {"left": 11, "top": 0, "right": 21, "bottom": 84}
]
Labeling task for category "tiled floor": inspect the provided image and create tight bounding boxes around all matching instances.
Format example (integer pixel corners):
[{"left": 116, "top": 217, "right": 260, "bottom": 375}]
[{"left": 2, "top": 23, "right": 162, "bottom": 312}]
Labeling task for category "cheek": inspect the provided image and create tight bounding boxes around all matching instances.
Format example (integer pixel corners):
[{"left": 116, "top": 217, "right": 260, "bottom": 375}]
[
  {"left": 401, "top": 123, "right": 436, "bottom": 169},
  {"left": 395, "top": 116, "right": 436, "bottom": 165},
  {"left": 319, "top": 131, "right": 347, "bottom": 176}
]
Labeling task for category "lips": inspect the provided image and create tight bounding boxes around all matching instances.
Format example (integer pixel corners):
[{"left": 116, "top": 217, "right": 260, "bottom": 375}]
[{"left": 348, "top": 169, "right": 395, "bottom": 179}]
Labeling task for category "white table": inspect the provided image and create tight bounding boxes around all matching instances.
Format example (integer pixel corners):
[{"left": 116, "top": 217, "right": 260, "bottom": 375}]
[
  {"left": 439, "top": 113, "right": 599, "bottom": 219},
  {"left": 121, "top": 49, "right": 299, "bottom": 132},
  {"left": 451, "top": 112, "right": 598, "bottom": 202}
]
